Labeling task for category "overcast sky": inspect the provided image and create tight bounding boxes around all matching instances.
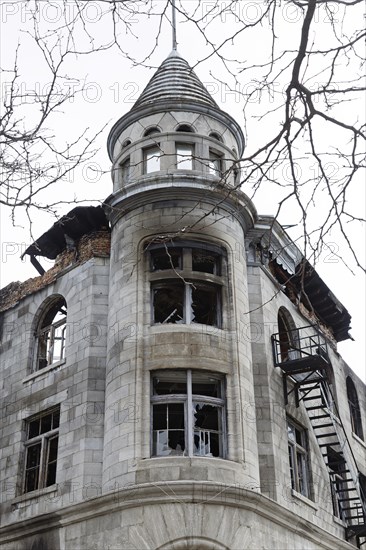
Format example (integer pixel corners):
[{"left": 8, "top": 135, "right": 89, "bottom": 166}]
[{"left": 1, "top": 1, "right": 365, "bottom": 380}]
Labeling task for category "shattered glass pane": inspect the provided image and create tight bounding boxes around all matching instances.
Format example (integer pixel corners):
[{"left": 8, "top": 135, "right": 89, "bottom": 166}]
[
  {"left": 191, "top": 284, "right": 218, "bottom": 326},
  {"left": 153, "top": 283, "right": 184, "bottom": 324},
  {"left": 193, "top": 402, "right": 220, "bottom": 457},
  {"left": 153, "top": 403, "right": 185, "bottom": 456}
]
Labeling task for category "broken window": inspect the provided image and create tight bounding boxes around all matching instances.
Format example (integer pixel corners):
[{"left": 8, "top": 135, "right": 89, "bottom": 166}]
[
  {"left": 24, "top": 407, "right": 60, "bottom": 493},
  {"left": 36, "top": 298, "right": 67, "bottom": 370},
  {"left": 151, "top": 370, "right": 225, "bottom": 458},
  {"left": 152, "top": 282, "right": 220, "bottom": 326},
  {"left": 277, "top": 308, "right": 299, "bottom": 362},
  {"left": 144, "top": 145, "right": 161, "bottom": 173},
  {"left": 149, "top": 243, "right": 224, "bottom": 328},
  {"left": 176, "top": 143, "right": 194, "bottom": 170},
  {"left": 287, "top": 418, "right": 311, "bottom": 498}
]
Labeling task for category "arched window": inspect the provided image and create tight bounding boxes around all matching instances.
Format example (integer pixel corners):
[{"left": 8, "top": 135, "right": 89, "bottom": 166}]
[
  {"left": 36, "top": 297, "right": 67, "bottom": 370},
  {"left": 277, "top": 307, "right": 298, "bottom": 362},
  {"left": 176, "top": 124, "right": 194, "bottom": 133},
  {"left": 346, "top": 377, "right": 364, "bottom": 440},
  {"left": 143, "top": 126, "right": 161, "bottom": 137}
]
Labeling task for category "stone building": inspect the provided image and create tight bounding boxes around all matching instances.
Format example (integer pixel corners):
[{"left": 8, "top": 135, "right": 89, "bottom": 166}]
[{"left": 0, "top": 49, "right": 365, "bottom": 550}]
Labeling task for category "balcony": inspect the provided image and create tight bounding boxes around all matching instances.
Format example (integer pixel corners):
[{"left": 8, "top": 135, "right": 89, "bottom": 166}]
[{"left": 271, "top": 324, "right": 331, "bottom": 376}]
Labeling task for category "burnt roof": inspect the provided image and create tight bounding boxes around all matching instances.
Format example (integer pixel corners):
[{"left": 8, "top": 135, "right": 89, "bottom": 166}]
[
  {"left": 294, "top": 261, "right": 352, "bottom": 342},
  {"left": 22, "top": 206, "right": 109, "bottom": 260}
]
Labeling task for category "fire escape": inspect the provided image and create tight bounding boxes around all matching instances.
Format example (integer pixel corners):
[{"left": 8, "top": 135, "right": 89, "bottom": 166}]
[{"left": 272, "top": 325, "right": 366, "bottom": 547}]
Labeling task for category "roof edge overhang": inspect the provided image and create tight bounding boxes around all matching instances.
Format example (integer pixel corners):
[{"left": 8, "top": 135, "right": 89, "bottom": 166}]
[
  {"left": 247, "top": 216, "right": 352, "bottom": 342},
  {"left": 107, "top": 101, "right": 245, "bottom": 161}
]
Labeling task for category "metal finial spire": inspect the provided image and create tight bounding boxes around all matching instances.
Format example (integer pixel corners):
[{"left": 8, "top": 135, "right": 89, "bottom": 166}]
[{"left": 172, "top": 0, "right": 177, "bottom": 50}]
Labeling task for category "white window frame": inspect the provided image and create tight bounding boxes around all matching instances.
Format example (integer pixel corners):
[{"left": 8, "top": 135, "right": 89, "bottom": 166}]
[
  {"left": 23, "top": 408, "right": 60, "bottom": 494},
  {"left": 144, "top": 145, "right": 161, "bottom": 174},
  {"left": 151, "top": 370, "right": 226, "bottom": 458},
  {"left": 287, "top": 418, "right": 311, "bottom": 498},
  {"left": 36, "top": 303, "right": 67, "bottom": 371}
]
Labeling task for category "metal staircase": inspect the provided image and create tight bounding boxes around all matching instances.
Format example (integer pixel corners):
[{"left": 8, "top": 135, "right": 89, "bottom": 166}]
[{"left": 272, "top": 325, "right": 366, "bottom": 547}]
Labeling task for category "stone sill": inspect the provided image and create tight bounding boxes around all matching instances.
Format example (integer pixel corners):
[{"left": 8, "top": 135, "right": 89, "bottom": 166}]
[
  {"left": 12, "top": 485, "right": 58, "bottom": 508},
  {"left": 291, "top": 489, "right": 318, "bottom": 511},
  {"left": 23, "top": 360, "right": 66, "bottom": 385}
]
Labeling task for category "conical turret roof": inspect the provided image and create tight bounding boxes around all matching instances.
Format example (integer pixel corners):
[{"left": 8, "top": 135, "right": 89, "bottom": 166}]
[
  {"left": 107, "top": 50, "right": 245, "bottom": 158},
  {"left": 132, "top": 50, "right": 218, "bottom": 110}
]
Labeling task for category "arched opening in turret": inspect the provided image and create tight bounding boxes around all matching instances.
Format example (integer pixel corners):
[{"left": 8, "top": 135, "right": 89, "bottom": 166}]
[
  {"left": 143, "top": 126, "right": 161, "bottom": 137},
  {"left": 209, "top": 132, "right": 223, "bottom": 142},
  {"left": 176, "top": 124, "right": 195, "bottom": 133}
]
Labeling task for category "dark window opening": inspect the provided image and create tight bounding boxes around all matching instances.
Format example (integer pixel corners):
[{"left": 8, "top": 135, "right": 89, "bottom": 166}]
[
  {"left": 192, "top": 249, "right": 221, "bottom": 275},
  {"left": 152, "top": 282, "right": 220, "bottom": 327},
  {"left": 24, "top": 408, "right": 60, "bottom": 494},
  {"left": 153, "top": 282, "right": 184, "bottom": 324},
  {"left": 144, "top": 126, "right": 161, "bottom": 137},
  {"left": 277, "top": 308, "right": 299, "bottom": 362},
  {"left": 149, "top": 243, "right": 224, "bottom": 328},
  {"left": 153, "top": 403, "right": 185, "bottom": 456},
  {"left": 151, "top": 248, "right": 182, "bottom": 271},
  {"left": 209, "top": 132, "right": 223, "bottom": 142},
  {"left": 346, "top": 377, "right": 364, "bottom": 440},
  {"left": 191, "top": 284, "right": 219, "bottom": 325},
  {"left": 176, "top": 124, "right": 194, "bottom": 133}
]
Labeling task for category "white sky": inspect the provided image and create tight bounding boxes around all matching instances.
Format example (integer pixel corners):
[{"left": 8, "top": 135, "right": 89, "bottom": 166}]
[{"left": 0, "top": 1, "right": 365, "bottom": 380}]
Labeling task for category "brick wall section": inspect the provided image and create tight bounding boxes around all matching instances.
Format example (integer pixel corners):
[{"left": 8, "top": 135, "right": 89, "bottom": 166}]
[{"left": 0, "top": 230, "right": 111, "bottom": 314}]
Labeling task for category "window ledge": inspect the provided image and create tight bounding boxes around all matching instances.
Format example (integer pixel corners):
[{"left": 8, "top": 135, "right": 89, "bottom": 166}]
[
  {"left": 23, "top": 360, "right": 66, "bottom": 385},
  {"left": 352, "top": 432, "right": 366, "bottom": 448},
  {"left": 291, "top": 489, "right": 318, "bottom": 510},
  {"left": 12, "top": 484, "right": 58, "bottom": 507},
  {"left": 150, "top": 323, "right": 224, "bottom": 334},
  {"left": 333, "top": 515, "right": 346, "bottom": 527}
]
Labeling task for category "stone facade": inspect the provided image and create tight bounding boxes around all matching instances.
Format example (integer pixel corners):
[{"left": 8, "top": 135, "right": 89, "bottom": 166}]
[{"left": 0, "top": 50, "right": 365, "bottom": 549}]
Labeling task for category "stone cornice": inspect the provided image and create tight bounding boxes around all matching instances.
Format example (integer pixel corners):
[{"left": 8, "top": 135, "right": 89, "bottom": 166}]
[
  {"left": 104, "top": 175, "right": 257, "bottom": 235},
  {"left": 0, "top": 482, "right": 353, "bottom": 549}
]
